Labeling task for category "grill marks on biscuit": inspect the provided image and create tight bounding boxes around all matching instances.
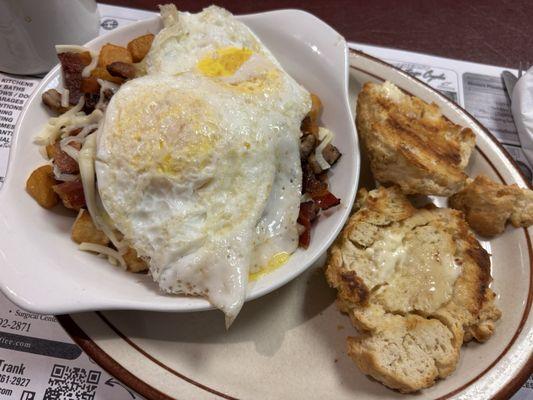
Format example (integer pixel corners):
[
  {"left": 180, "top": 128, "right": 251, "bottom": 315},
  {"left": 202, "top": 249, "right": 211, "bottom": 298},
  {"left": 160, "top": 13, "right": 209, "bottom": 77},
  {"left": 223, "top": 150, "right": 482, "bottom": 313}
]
[
  {"left": 325, "top": 186, "right": 501, "bottom": 393},
  {"left": 356, "top": 82, "right": 475, "bottom": 196}
]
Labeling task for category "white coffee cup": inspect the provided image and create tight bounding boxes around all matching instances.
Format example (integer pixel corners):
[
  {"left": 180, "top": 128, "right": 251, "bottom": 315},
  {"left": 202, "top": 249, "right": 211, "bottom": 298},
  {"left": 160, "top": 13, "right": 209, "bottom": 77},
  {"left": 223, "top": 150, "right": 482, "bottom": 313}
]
[{"left": 0, "top": 0, "right": 100, "bottom": 75}]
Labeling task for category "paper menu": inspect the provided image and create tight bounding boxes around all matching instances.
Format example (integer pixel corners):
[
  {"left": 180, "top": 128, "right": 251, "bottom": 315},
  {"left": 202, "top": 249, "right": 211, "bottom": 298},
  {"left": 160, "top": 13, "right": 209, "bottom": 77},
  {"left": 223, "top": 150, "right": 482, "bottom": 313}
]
[{"left": 0, "top": 3, "right": 530, "bottom": 399}]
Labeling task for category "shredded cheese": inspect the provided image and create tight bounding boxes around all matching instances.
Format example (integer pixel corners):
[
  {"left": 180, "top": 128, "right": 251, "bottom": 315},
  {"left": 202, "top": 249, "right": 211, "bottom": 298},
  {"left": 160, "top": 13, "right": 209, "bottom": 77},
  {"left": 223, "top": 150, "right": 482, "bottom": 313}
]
[
  {"left": 35, "top": 98, "right": 85, "bottom": 145},
  {"left": 79, "top": 133, "right": 125, "bottom": 252},
  {"left": 60, "top": 89, "right": 69, "bottom": 108},
  {"left": 315, "top": 127, "right": 335, "bottom": 170},
  {"left": 82, "top": 52, "right": 99, "bottom": 78},
  {"left": 60, "top": 110, "right": 104, "bottom": 136},
  {"left": 59, "top": 137, "right": 80, "bottom": 161},
  {"left": 300, "top": 193, "right": 312, "bottom": 202},
  {"left": 79, "top": 242, "right": 126, "bottom": 269},
  {"left": 35, "top": 104, "right": 104, "bottom": 147},
  {"left": 55, "top": 44, "right": 89, "bottom": 53},
  {"left": 95, "top": 79, "right": 119, "bottom": 110}
]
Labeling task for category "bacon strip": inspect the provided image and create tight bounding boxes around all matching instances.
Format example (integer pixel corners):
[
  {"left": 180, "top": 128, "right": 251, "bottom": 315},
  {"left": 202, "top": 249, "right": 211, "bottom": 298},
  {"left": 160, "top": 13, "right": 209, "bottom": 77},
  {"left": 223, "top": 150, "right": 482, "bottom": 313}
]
[
  {"left": 298, "top": 146, "right": 341, "bottom": 247},
  {"left": 49, "top": 142, "right": 81, "bottom": 174},
  {"left": 297, "top": 201, "right": 319, "bottom": 248},
  {"left": 302, "top": 163, "right": 328, "bottom": 196},
  {"left": 53, "top": 180, "right": 86, "bottom": 210},
  {"left": 313, "top": 192, "right": 340, "bottom": 210},
  {"left": 57, "top": 52, "right": 91, "bottom": 105}
]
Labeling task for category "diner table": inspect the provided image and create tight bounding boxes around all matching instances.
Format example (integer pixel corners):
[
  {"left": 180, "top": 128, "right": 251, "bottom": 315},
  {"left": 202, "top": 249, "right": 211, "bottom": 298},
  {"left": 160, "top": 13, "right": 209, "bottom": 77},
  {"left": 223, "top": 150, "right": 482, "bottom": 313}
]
[
  {"left": 102, "top": 0, "right": 533, "bottom": 69},
  {"left": 0, "top": 1, "right": 531, "bottom": 400}
]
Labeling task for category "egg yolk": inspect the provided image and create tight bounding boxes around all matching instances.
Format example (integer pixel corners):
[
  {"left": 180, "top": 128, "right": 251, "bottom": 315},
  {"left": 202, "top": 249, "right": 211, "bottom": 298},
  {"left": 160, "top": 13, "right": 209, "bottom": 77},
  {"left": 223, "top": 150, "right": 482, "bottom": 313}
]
[
  {"left": 197, "top": 47, "right": 253, "bottom": 77},
  {"left": 249, "top": 252, "right": 290, "bottom": 281}
]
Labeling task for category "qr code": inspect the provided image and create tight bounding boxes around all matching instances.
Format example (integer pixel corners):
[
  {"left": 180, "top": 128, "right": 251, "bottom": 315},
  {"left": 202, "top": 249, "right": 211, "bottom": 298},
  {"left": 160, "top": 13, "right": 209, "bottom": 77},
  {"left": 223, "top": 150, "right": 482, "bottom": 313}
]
[{"left": 43, "top": 364, "right": 101, "bottom": 400}]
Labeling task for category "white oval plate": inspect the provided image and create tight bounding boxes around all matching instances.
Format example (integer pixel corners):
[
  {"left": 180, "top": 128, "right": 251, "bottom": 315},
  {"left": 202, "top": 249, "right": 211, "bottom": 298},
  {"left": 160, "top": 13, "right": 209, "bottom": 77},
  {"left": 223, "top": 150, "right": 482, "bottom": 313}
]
[
  {"left": 0, "top": 10, "right": 358, "bottom": 314},
  {"left": 56, "top": 49, "right": 532, "bottom": 400}
]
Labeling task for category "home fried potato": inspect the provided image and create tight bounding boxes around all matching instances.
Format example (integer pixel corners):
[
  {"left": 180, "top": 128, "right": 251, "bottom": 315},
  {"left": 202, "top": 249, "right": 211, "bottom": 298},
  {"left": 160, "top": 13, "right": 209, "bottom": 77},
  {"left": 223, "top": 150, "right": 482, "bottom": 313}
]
[
  {"left": 78, "top": 51, "right": 92, "bottom": 66},
  {"left": 26, "top": 165, "right": 59, "bottom": 208},
  {"left": 71, "top": 209, "right": 109, "bottom": 245},
  {"left": 53, "top": 180, "right": 86, "bottom": 210},
  {"left": 97, "top": 43, "right": 132, "bottom": 67},
  {"left": 80, "top": 76, "right": 100, "bottom": 94},
  {"left": 91, "top": 43, "right": 133, "bottom": 84},
  {"left": 127, "top": 33, "right": 155, "bottom": 63},
  {"left": 123, "top": 247, "right": 148, "bottom": 273}
]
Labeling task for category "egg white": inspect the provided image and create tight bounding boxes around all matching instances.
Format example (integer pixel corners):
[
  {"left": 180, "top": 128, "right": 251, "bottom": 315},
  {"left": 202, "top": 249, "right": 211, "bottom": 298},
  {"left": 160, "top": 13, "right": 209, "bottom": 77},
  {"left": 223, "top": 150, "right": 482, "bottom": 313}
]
[
  {"left": 145, "top": 5, "right": 280, "bottom": 76},
  {"left": 96, "top": 5, "right": 311, "bottom": 323}
]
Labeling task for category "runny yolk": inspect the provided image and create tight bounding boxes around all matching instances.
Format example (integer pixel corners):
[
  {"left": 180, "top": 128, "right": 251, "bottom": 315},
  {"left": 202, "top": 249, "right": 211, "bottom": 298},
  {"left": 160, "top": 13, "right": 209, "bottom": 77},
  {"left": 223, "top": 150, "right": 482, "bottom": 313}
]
[
  {"left": 197, "top": 47, "right": 253, "bottom": 77},
  {"left": 249, "top": 252, "right": 290, "bottom": 281}
]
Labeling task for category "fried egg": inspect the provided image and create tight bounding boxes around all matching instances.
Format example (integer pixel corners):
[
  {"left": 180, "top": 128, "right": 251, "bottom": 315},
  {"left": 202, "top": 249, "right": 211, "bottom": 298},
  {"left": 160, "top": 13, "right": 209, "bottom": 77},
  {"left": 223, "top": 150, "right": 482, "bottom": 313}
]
[
  {"left": 145, "top": 5, "right": 280, "bottom": 76},
  {"left": 96, "top": 5, "right": 310, "bottom": 324}
]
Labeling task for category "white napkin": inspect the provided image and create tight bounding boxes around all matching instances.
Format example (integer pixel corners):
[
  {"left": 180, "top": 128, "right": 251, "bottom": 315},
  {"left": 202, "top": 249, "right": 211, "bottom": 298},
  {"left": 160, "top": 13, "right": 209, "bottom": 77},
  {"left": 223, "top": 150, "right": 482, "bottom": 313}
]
[{"left": 512, "top": 67, "right": 533, "bottom": 166}]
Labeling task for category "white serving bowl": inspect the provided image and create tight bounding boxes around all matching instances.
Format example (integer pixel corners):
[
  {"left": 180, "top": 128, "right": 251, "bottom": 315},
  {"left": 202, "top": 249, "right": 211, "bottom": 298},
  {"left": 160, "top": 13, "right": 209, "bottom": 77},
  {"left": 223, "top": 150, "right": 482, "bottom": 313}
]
[{"left": 0, "top": 9, "right": 359, "bottom": 314}]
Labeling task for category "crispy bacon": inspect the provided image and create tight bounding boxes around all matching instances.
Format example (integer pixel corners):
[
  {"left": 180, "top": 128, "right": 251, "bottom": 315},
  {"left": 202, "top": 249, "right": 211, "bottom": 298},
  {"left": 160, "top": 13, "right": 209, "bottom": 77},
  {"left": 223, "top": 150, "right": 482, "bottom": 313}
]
[
  {"left": 83, "top": 92, "right": 100, "bottom": 114},
  {"left": 313, "top": 192, "right": 340, "bottom": 210},
  {"left": 68, "top": 127, "right": 82, "bottom": 136},
  {"left": 297, "top": 201, "right": 319, "bottom": 248},
  {"left": 298, "top": 138, "right": 341, "bottom": 247},
  {"left": 49, "top": 142, "right": 80, "bottom": 174},
  {"left": 299, "top": 201, "right": 319, "bottom": 224},
  {"left": 57, "top": 52, "right": 91, "bottom": 105},
  {"left": 298, "top": 221, "right": 311, "bottom": 248},
  {"left": 302, "top": 163, "right": 328, "bottom": 196},
  {"left": 53, "top": 180, "right": 85, "bottom": 210}
]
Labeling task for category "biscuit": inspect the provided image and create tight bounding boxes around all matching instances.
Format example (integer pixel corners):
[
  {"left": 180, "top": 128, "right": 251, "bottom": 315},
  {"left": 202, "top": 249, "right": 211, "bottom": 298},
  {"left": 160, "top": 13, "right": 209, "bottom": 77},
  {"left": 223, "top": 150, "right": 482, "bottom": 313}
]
[
  {"left": 356, "top": 82, "right": 475, "bottom": 196},
  {"left": 325, "top": 186, "right": 500, "bottom": 393},
  {"left": 449, "top": 174, "right": 533, "bottom": 236}
]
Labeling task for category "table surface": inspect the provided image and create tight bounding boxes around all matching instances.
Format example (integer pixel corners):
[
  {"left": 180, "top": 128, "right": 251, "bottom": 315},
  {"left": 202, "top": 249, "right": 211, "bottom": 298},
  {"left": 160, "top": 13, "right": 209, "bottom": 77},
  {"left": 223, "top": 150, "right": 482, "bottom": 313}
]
[{"left": 102, "top": 0, "right": 533, "bottom": 69}]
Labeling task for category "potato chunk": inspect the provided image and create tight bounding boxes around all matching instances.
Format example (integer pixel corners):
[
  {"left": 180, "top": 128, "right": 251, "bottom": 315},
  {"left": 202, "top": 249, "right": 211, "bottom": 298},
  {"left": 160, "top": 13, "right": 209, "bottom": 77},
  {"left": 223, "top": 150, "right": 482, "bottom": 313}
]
[
  {"left": 80, "top": 76, "right": 100, "bottom": 94},
  {"left": 26, "top": 165, "right": 59, "bottom": 208},
  {"left": 97, "top": 43, "right": 132, "bottom": 67},
  {"left": 123, "top": 247, "right": 148, "bottom": 273},
  {"left": 77, "top": 51, "right": 92, "bottom": 66},
  {"left": 71, "top": 209, "right": 109, "bottom": 245},
  {"left": 127, "top": 34, "right": 154, "bottom": 63},
  {"left": 91, "top": 43, "right": 133, "bottom": 84}
]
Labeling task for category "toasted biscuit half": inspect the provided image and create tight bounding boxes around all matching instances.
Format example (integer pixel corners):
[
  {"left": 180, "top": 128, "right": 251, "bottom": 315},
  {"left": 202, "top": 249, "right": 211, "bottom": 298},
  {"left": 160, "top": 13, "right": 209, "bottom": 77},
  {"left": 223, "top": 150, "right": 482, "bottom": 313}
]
[
  {"left": 449, "top": 174, "right": 533, "bottom": 237},
  {"left": 325, "top": 186, "right": 500, "bottom": 393},
  {"left": 356, "top": 82, "right": 475, "bottom": 196}
]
